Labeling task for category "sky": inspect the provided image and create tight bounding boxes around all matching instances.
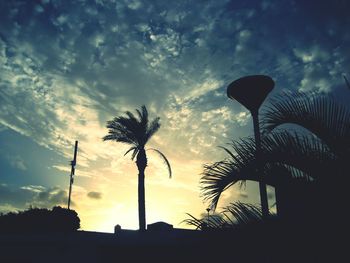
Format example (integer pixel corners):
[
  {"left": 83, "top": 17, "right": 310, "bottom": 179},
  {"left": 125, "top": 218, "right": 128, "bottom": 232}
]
[{"left": 0, "top": 0, "right": 349, "bottom": 232}]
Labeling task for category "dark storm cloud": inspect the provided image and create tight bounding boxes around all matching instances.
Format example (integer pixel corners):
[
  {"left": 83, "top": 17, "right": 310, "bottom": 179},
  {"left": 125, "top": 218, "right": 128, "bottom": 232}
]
[{"left": 87, "top": 191, "right": 102, "bottom": 199}]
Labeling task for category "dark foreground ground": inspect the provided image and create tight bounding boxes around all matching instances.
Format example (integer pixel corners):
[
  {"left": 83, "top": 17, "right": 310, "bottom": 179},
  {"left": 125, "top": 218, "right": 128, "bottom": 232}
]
[{"left": 0, "top": 224, "right": 345, "bottom": 263}]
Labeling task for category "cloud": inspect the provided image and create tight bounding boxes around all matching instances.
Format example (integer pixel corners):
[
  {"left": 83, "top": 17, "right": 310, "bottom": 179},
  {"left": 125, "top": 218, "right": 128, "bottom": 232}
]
[
  {"left": 33, "top": 186, "right": 69, "bottom": 207},
  {"left": 0, "top": 184, "right": 70, "bottom": 212},
  {"left": 1, "top": 0, "right": 349, "bottom": 165},
  {"left": 20, "top": 185, "right": 46, "bottom": 193},
  {"left": 8, "top": 155, "right": 27, "bottom": 171},
  {"left": 0, "top": 203, "right": 22, "bottom": 214},
  {"left": 0, "top": 183, "right": 33, "bottom": 208},
  {"left": 87, "top": 191, "right": 102, "bottom": 200}
]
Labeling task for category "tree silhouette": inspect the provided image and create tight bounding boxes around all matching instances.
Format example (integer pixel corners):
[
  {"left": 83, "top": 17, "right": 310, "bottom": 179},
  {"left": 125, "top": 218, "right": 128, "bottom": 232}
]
[
  {"left": 103, "top": 105, "right": 172, "bottom": 231},
  {"left": 0, "top": 206, "right": 80, "bottom": 233},
  {"left": 200, "top": 91, "right": 349, "bottom": 224}
]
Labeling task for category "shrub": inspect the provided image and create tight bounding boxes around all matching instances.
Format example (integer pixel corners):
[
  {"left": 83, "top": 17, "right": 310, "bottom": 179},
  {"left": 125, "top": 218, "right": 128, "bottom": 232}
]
[{"left": 0, "top": 206, "right": 80, "bottom": 233}]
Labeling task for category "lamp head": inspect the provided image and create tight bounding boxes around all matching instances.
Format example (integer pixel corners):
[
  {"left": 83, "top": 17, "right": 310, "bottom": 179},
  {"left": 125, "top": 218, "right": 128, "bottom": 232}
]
[{"left": 227, "top": 75, "right": 274, "bottom": 113}]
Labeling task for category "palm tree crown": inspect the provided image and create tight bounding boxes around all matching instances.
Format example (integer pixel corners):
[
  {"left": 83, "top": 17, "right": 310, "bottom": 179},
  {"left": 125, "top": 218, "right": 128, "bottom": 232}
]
[
  {"left": 104, "top": 106, "right": 157, "bottom": 158},
  {"left": 201, "top": 91, "right": 350, "bottom": 222},
  {"left": 103, "top": 105, "right": 171, "bottom": 231}
]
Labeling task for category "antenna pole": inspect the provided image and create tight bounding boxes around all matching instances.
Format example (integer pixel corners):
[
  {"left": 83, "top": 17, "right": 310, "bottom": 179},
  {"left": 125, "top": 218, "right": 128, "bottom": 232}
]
[{"left": 68, "top": 141, "right": 78, "bottom": 210}]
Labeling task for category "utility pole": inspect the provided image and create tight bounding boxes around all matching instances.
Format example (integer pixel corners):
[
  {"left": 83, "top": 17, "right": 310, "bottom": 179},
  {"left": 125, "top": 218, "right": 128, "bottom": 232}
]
[{"left": 68, "top": 140, "right": 78, "bottom": 210}]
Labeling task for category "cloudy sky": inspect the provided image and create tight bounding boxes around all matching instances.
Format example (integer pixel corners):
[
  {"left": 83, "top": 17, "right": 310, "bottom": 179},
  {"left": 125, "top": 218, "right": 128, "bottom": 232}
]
[{"left": 0, "top": 0, "right": 349, "bottom": 232}]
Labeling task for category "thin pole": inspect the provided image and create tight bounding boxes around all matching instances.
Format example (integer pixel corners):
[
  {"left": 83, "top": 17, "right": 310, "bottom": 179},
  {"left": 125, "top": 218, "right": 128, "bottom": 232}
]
[
  {"left": 68, "top": 141, "right": 78, "bottom": 210},
  {"left": 206, "top": 208, "right": 210, "bottom": 224},
  {"left": 252, "top": 112, "right": 269, "bottom": 218}
]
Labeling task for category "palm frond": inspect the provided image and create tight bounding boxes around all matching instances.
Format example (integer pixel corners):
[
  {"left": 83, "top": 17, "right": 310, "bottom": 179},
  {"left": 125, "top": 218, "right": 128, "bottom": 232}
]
[
  {"left": 102, "top": 133, "right": 135, "bottom": 145},
  {"left": 259, "top": 131, "right": 337, "bottom": 180},
  {"left": 124, "top": 146, "right": 139, "bottom": 161},
  {"left": 262, "top": 91, "right": 350, "bottom": 158},
  {"left": 136, "top": 105, "right": 149, "bottom": 131},
  {"left": 207, "top": 214, "right": 228, "bottom": 228},
  {"left": 102, "top": 134, "right": 118, "bottom": 142},
  {"left": 145, "top": 117, "right": 160, "bottom": 143},
  {"left": 103, "top": 117, "right": 139, "bottom": 144},
  {"left": 147, "top": 148, "right": 172, "bottom": 178},
  {"left": 181, "top": 213, "right": 204, "bottom": 230},
  {"left": 113, "top": 116, "right": 142, "bottom": 143},
  {"left": 223, "top": 202, "right": 263, "bottom": 225},
  {"left": 103, "top": 106, "right": 160, "bottom": 147},
  {"left": 217, "top": 146, "right": 236, "bottom": 159},
  {"left": 182, "top": 202, "right": 266, "bottom": 230},
  {"left": 181, "top": 213, "right": 228, "bottom": 230},
  {"left": 124, "top": 146, "right": 136, "bottom": 157},
  {"left": 131, "top": 148, "right": 138, "bottom": 161},
  {"left": 200, "top": 160, "right": 241, "bottom": 210},
  {"left": 200, "top": 131, "right": 337, "bottom": 209}
]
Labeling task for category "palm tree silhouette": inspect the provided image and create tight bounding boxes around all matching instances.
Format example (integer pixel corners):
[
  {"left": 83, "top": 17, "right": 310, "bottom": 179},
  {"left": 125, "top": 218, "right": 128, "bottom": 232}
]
[
  {"left": 103, "top": 105, "right": 172, "bottom": 231},
  {"left": 201, "top": 91, "right": 349, "bottom": 221}
]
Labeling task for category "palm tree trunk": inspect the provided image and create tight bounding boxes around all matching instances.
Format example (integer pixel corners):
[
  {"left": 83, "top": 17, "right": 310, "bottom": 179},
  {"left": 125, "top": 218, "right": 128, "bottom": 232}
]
[
  {"left": 138, "top": 168, "right": 146, "bottom": 231},
  {"left": 136, "top": 148, "right": 147, "bottom": 231}
]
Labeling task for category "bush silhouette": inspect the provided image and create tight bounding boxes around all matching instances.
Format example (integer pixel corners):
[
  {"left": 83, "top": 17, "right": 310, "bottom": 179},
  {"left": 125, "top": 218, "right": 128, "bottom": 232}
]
[{"left": 0, "top": 206, "right": 80, "bottom": 233}]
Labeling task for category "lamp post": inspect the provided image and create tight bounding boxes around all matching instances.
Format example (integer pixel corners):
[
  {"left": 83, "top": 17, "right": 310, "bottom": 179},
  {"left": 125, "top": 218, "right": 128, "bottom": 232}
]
[
  {"left": 227, "top": 75, "right": 274, "bottom": 218},
  {"left": 206, "top": 207, "right": 210, "bottom": 225}
]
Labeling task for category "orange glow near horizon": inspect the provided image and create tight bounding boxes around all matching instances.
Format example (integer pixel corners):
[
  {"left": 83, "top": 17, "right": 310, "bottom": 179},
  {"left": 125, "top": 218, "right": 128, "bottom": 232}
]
[
  {"left": 68, "top": 151, "right": 268, "bottom": 232},
  {"left": 69, "top": 151, "right": 212, "bottom": 232}
]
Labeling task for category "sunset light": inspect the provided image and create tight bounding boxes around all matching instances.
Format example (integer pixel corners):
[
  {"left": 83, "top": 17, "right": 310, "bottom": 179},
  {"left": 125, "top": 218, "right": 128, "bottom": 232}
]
[{"left": 0, "top": 1, "right": 349, "bottom": 261}]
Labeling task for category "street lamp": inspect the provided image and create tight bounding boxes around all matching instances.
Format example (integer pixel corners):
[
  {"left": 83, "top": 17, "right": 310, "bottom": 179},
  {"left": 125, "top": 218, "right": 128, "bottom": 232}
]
[
  {"left": 206, "top": 207, "right": 211, "bottom": 225},
  {"left": 227, "top": 75, "right": 274, "bottom": 218}
]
